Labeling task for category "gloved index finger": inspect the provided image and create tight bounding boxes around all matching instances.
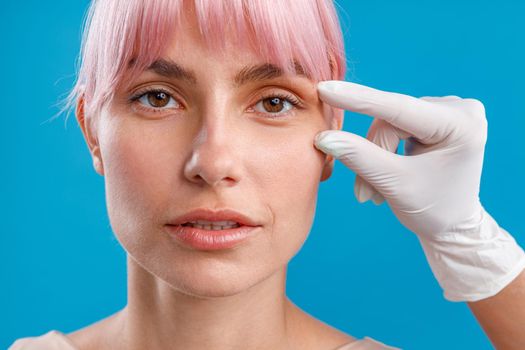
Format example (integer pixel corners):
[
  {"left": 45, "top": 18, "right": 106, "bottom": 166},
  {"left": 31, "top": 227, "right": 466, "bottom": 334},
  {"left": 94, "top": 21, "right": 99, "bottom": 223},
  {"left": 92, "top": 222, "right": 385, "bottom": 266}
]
[{"left": 318, "top": 80, "right": 452, "bottom": 143}]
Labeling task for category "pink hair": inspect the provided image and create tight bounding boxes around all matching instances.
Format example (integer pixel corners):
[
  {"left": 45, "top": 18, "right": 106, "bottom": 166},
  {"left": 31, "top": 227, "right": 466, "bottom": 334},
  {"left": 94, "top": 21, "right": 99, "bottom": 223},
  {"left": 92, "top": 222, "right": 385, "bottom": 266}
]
[{"left": 57, "top": 0, "right": 347, "bottom": 125}]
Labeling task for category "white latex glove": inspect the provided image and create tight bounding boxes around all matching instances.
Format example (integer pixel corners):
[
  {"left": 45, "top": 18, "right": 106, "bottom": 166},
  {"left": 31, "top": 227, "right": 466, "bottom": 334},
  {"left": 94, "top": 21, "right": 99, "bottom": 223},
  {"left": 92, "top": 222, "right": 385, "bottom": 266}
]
[{"left": 314, "top": 80, "right": 525, "bottom": 302}]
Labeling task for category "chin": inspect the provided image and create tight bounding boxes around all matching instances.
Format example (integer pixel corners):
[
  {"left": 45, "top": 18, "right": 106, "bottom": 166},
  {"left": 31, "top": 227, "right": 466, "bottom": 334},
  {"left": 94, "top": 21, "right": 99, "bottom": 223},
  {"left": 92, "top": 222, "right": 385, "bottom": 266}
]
[
  {"left": 163, "top": 253, "right": 286, "bottom": 299},
  {"left": 178, "top": 282, "right": 251, "bottom": 299},
  {"left": 167, "top": 270, "right": 267, "bottom": 299},
  {"left": 125, "top": 227, "right": 287, "bottom": 299}
]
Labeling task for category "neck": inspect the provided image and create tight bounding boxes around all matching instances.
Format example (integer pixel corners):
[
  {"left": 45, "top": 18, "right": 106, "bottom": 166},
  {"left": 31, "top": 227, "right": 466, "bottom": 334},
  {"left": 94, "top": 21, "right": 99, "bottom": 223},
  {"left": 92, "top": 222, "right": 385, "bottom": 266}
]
[{"left": 119, "top": 255, "right": 296, "bottom": 350}]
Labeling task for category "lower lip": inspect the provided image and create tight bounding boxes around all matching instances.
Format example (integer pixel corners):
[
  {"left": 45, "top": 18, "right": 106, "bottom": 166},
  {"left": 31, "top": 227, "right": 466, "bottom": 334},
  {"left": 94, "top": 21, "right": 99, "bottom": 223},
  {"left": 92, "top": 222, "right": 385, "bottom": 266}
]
[{"left": 166, "top": 224, "right": 261, "bottom": 250}]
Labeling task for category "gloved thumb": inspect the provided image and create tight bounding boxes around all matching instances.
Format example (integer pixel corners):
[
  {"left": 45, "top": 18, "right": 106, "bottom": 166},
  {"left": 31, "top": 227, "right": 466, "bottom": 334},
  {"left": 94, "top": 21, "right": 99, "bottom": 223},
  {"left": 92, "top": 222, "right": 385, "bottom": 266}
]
[{"left": 314, "top": 130, "right": 403, "bottom": 194}]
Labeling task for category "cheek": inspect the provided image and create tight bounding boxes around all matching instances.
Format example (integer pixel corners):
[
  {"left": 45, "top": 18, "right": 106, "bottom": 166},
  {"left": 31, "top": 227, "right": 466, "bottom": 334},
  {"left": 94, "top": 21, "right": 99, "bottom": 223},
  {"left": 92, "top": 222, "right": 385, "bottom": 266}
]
[
  {"left": 256, "top": 130, "right": 324, "bottom": 200},
  {"left": 98, "top": 118, "right": 181, "bottom": 253},
  {"left": 245, "top": 123, "right": 327, "bottom": 258}
]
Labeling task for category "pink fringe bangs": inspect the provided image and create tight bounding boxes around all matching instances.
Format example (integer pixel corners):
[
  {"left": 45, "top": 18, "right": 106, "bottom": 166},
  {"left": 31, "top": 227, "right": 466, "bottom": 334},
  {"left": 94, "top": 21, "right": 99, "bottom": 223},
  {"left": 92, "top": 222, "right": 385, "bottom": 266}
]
[{"left": 60, "top": 0, "right": 347, "bottom": 122}]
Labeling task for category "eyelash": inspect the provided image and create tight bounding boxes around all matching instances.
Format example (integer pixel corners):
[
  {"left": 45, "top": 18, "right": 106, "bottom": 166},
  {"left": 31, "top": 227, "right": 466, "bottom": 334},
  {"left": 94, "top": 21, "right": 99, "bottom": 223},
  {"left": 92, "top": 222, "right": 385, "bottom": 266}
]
[
  {"left": 128, "top": 88, "right": 303, "bottom": 118},
  {"left": 254, "top": 92, "right": 302, "bottom": 119},
  {"left": 129, "top": 88, "right": 180, "bottom": 115}
]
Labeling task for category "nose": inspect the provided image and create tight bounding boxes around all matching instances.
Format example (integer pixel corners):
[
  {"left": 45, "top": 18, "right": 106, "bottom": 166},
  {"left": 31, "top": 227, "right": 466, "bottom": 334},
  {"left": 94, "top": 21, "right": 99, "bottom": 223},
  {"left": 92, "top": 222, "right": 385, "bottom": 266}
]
[{"left": 183, "top": 113, "right": 242, "bottom": 188}]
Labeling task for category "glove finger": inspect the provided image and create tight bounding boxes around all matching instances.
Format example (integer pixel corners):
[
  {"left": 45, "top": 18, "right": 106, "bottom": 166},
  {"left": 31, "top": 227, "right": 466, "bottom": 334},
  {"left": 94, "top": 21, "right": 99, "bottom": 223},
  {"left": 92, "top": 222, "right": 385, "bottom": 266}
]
[
  {"left": 420, "top": 95, "right": 462, "bottom": 102},
  {"left": 354, "top": 119, "right": 381, "bottom": 203},
  {"left": 317, "top": 81, "right": 455, "bottom": 144},
  {"left": 315, "top": 129, "right": 404, "bottom": 195},
  {"left": 371, "top": 191, "right": 385, "bottom": 205},
  {"left": 355, "top": 119, "right": 408, "bottom": 202},
  {"left": 369, "top": 118, "right": 410, "bottom": 152},
  {"left": 354, "top": 175, "right": 376, "bottom": 203}
]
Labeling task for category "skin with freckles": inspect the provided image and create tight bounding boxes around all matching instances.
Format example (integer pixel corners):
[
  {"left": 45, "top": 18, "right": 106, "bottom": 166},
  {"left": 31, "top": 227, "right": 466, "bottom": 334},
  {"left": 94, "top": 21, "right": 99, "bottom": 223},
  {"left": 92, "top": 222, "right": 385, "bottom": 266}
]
[{"left": 69, "top": 8, "right": 351, "bottom": 350}]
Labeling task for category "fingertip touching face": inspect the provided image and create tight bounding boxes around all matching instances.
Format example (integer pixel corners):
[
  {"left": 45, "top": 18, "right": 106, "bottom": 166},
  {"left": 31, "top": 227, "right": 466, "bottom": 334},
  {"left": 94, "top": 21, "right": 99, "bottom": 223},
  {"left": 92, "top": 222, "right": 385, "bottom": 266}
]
[{"left": 83, "top": 9, "right": 338, "bottom": 298}]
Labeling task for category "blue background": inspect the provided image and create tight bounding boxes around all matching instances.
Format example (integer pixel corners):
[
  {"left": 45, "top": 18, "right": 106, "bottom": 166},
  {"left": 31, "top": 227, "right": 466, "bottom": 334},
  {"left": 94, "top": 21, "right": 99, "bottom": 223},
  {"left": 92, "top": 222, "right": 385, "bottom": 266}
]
[{"left": 2, "top": 1, "right": 524, "bottom": 349}]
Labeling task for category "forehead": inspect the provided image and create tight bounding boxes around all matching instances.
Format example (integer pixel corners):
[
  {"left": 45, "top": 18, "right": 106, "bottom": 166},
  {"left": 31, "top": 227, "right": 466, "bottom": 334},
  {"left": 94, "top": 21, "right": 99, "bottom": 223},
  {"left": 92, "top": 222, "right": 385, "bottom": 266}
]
[
  {"left": 155, "top": 10, "right": 308, "bottom": 78},
  {"left": 127, "top": 12, "right": 312, "bottom": 90},
  {"left": 160, "top": 7, "right": 252, "bottom": 63},
  {"left": 116, "top": 2, "right": 325, "bottom": 96}
]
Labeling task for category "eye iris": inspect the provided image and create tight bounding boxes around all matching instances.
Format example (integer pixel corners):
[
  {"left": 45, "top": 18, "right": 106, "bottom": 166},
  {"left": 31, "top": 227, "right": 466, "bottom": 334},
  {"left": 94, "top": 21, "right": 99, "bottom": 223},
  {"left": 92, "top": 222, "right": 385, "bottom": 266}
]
[
  {"left": 262, "top": 97, "right": 284, "bottom": 112},
  {"left": 147, "top": 91, "right": 170, "bottom": 107}
]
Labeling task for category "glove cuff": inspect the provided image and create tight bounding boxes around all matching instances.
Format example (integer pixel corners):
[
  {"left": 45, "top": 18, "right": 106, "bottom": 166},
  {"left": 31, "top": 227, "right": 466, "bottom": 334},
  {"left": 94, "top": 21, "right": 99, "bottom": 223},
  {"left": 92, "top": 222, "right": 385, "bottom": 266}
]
[{"left": 417, "top": 206, "right": 525, "bottom": 302}]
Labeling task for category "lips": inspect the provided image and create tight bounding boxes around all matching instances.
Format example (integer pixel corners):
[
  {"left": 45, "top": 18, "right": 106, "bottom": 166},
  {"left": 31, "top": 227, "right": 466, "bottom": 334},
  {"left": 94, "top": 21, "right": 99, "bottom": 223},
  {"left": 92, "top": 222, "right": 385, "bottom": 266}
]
[
  {"left": 166, "top": 224, "right": 261, "bottom": 250},
  {"left": 167, "top": 208, "right": 262, "bottom": 227}
]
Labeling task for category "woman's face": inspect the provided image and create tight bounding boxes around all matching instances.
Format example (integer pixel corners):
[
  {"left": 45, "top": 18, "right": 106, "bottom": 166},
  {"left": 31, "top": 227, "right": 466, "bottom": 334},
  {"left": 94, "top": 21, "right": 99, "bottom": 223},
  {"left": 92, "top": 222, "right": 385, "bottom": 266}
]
[{"left": 78, "top": 12, "right": 339, "bottom": 298}]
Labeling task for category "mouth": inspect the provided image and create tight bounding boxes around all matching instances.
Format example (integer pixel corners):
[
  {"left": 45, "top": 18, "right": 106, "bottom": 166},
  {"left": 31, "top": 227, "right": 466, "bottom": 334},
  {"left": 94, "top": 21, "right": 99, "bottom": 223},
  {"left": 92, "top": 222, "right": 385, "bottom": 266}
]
[
  {"left": 167, "top": 208, "right": 261, "bottom": 228},
  {"left": 165, "top": 208, "right": 262, "bottom": 250},
  {"left": 166, "top": 222, "right": 261, "bottom": 250},
  {"left": 180, "top": 220, "right": 242, "bottom": 230}
]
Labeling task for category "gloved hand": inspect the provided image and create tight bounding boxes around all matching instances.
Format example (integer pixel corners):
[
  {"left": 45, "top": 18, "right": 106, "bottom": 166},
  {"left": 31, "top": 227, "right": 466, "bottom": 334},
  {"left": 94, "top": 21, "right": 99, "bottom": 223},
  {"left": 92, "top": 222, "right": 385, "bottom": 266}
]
[{"left": 314, "top": 80, "right": 525, "bottom": 302}]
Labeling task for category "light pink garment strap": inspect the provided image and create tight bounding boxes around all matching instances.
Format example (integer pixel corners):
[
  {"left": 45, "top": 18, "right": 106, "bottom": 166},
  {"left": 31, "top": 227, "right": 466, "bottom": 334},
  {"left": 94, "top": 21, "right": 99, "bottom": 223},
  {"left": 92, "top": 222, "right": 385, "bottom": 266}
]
[
  {"left": 333, "top": 336, "right": 402, "bottom": 350},
  {"left": 8, "top": 330, "right": 78, "bottom": 350}
]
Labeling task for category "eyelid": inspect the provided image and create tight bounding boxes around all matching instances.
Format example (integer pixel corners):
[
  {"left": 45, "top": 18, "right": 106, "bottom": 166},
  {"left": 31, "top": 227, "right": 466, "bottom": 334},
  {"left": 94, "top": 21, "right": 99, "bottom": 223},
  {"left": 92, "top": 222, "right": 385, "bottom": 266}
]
[
  {"left": 129, "top": 85, "right": 179, "bottom": 104},
  {"left": 128, "top": 86, "right": 183, "bottom": 114},
  {"left": 248, "top": 91, "right": 303, "bottom": 118},
  {"left": 256, "top": 84, "right": 306, "bottom": 104},
  {"left": 258, "top": 89, "right": 304, "bottom": 106},
  {"left": 248, "top": 86, "right": 306, "bottom": 120}
]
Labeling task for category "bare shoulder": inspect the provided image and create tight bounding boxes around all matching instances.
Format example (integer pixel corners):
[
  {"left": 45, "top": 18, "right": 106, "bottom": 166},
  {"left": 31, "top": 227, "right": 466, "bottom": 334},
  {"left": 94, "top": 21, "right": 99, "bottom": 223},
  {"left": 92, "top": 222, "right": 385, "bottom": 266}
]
[
  {"left": 66, "top": 310, "right": 125, "bottom": 350},
  {"left": 285, "top": 300, "right": 358, "bottom": 350}
]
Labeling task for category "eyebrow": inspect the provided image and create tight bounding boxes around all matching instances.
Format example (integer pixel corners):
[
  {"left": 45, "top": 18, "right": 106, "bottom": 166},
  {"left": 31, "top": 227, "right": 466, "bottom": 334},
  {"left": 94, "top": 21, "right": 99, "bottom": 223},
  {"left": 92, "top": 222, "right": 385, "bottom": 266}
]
[
  {"left": 129, "top": 58, "right": 308, "bottom": 86},
  {"left": 137, "top": 58, "right": 197, "bottom": 84},
  {"left": 234, "top": 60, "right": 308, "bottom": 86}
]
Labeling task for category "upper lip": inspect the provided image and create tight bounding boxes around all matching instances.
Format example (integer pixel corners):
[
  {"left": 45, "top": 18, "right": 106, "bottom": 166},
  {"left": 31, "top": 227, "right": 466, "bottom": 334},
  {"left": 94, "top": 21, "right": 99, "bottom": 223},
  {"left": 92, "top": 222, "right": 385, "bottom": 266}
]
[{"left": 167, "top": 208, "right": 262, "bottom": 227}]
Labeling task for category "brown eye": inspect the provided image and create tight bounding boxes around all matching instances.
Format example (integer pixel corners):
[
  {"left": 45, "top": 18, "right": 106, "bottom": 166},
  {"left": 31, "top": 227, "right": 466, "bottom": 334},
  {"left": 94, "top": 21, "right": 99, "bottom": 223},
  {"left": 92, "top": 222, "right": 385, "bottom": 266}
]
[
  {"left": 131, "top": 89, "right": 180, "bottom": 111},
  {"left": 147, "top": 91, "right": 170, "bottom": 108},
  {"left": 262, "top": 97, "right": 285, "bottom": 113},
  {"left": 253, "top": 93, "right": 298, "bottom": 117}
]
